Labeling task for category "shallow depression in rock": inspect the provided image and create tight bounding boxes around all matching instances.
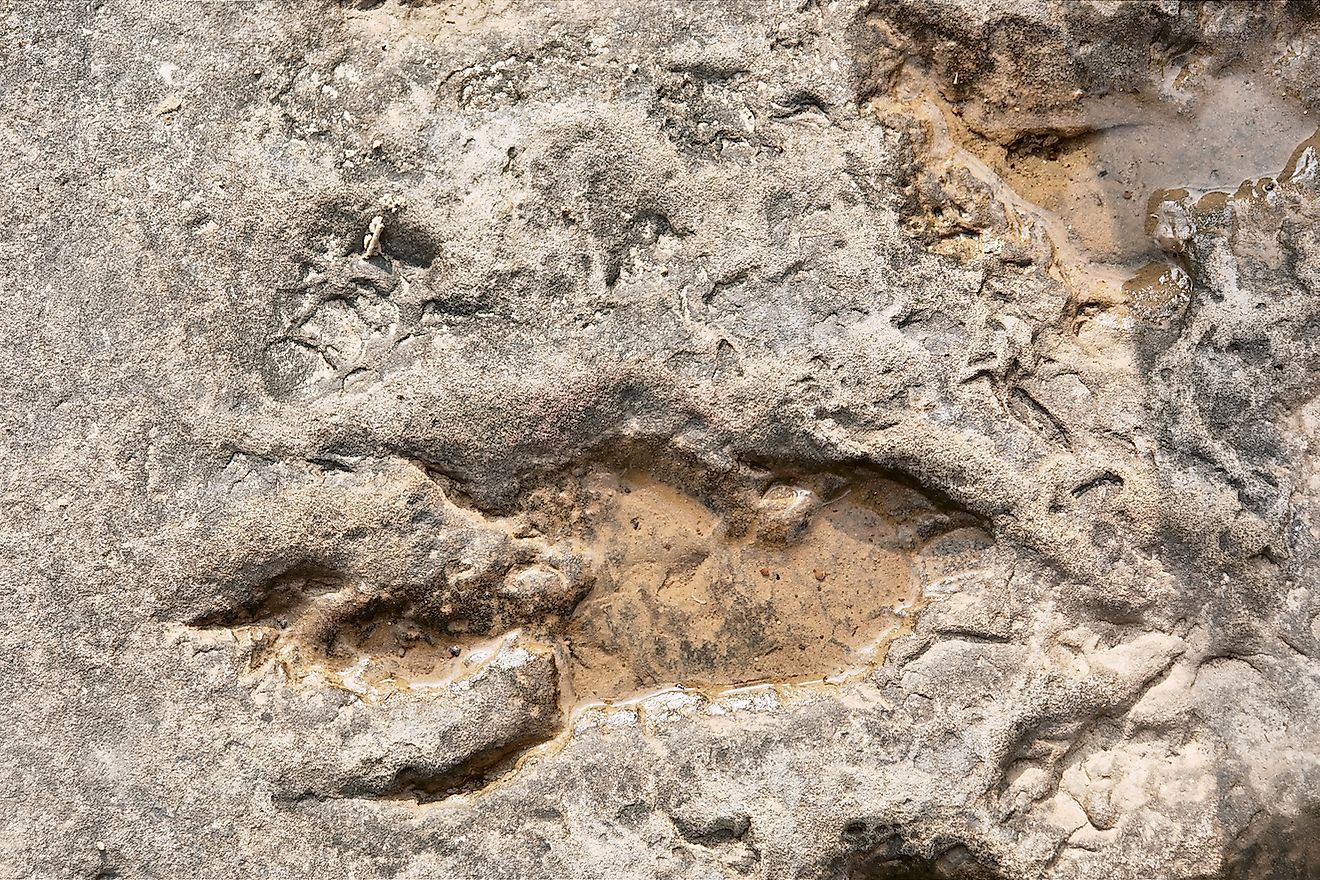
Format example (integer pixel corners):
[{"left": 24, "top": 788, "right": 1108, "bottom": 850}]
[
  {"left": 188, "top": 462, "right": 994, "bottom": 711},
  {"left": 990, "top": 74, "right": 1317, "bottom": 266},
  {"left": 561, "top": 471, "right": 990, "bottom": 702},
  {"left": 893, "top": 62, "right": 1320, "bottom": 288}
]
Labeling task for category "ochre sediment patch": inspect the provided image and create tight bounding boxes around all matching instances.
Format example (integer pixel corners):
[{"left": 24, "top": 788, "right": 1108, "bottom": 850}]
[
  {"left": 881, "top": 61, "right": 1320, "bottom": 300},
  {"left": 193, "top": 464, "right": 990, "bottom": 707},
  {"left": 562, "top": 470, "right": 986, "bottom": 701}
]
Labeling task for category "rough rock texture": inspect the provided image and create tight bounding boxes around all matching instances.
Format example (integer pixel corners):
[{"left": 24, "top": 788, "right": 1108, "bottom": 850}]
[{"left": 7, "top": 1, "right": 1320, "bottom": 877}]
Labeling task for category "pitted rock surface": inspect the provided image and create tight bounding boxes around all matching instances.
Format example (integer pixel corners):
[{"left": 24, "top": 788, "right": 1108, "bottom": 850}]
[{"left": 6, "top": 1, "right": 1320, "bottom": 878}]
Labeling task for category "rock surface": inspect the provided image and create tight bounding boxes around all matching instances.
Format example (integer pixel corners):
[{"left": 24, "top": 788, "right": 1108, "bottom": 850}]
[{"left": 6, "top": 0, "right": 1320, "bottom": 877}]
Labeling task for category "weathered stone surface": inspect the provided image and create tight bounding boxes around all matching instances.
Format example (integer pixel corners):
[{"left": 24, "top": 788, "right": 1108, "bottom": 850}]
[{"left": 6, "top": 1, "right": 1320, "bottom": 877}]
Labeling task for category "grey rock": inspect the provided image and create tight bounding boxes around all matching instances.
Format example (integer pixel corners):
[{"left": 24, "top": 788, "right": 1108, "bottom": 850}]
[{"left": 6, "top": 1, "right": 1320, "bottom": 878}]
